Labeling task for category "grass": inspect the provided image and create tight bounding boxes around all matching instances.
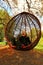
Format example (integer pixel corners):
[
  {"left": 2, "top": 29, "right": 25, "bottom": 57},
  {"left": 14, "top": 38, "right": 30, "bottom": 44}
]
[
  {"left": 34, "top": 36, "right": 43, "bottom": 50},
  {"left": 0, "top": 42, "right": 7, "bottom": 46}
]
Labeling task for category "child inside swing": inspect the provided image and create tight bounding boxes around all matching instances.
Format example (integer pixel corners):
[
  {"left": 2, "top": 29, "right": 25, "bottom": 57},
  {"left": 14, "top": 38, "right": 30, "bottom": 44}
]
[{"left": 19, "top": 30, "right": 31, "bottom": 46}]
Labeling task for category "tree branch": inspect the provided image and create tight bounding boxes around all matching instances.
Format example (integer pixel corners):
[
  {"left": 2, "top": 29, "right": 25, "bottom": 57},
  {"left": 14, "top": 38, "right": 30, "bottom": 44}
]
[{"left": 26, "top": 0, "right": 30, "bottom": 9}]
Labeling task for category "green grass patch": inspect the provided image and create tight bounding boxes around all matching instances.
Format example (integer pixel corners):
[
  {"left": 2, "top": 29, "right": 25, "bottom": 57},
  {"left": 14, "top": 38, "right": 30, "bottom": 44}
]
[
  {"left": 34, "top": 37, "right": 43, "bottom": 50},
  {"left": 0, "top": 42, "right": 7, "bottom": 46}
]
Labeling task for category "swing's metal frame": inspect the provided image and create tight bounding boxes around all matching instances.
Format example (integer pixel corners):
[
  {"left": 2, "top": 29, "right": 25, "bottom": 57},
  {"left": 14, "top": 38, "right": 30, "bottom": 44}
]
[{"left": 5, "top": 12, "right": 41, "bottom": 50}]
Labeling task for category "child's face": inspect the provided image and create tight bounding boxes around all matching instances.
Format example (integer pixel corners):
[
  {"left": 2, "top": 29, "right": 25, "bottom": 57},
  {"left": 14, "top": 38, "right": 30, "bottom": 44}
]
[{"left": 22, "top": 31, "right": 26, "bottom": 36}]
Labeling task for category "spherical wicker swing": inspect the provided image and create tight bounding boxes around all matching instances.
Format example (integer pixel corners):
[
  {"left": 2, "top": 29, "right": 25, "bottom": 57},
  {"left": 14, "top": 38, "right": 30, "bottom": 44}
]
[{"left": 5, "top": 12, "right": 41, "bottom": 50}]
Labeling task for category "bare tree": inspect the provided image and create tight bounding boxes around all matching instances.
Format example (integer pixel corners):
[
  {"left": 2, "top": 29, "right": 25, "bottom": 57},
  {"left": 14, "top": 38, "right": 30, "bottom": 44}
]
[{"left": 0, "top": 0, "right": 43, "bottom": 17}]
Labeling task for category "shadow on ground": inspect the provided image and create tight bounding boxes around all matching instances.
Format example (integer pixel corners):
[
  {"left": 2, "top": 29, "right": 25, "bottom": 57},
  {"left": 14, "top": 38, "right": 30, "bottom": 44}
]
[{"left": 0, "top": 47, "right": 43, "bottom": 65}]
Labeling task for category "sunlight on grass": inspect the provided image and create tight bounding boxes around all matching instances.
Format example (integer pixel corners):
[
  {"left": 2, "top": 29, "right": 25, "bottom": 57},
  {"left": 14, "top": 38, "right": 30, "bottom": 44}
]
[
  {"left": 34, "top": 37, "right": 43, "bottom": 50},
  {"left": 0, "top": 42, "right": 7, "bottom": 46}
]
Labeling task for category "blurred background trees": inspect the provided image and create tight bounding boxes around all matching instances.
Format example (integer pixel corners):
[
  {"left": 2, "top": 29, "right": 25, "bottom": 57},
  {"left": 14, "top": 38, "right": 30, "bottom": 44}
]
[
  {"left": 0, "top": 0, "right": 43, "bottom": 42},
  {"left": 0, "top": 8, "right": 10, "bottom": 42},
  {"left": 0, "top": 8, "right": 10, "bottom": 25}
]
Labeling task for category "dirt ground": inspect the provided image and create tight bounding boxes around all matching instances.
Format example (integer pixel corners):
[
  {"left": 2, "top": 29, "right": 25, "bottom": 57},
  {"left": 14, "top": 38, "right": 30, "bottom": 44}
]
[{"left": 0, "top": 47, "right": 43, "bottom": 65}]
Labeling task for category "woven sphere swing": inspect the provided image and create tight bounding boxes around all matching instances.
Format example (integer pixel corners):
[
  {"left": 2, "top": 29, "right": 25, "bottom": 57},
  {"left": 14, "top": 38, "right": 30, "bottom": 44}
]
[{"left": 5, "top": 12, "right": 41, "bottom": 50}]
